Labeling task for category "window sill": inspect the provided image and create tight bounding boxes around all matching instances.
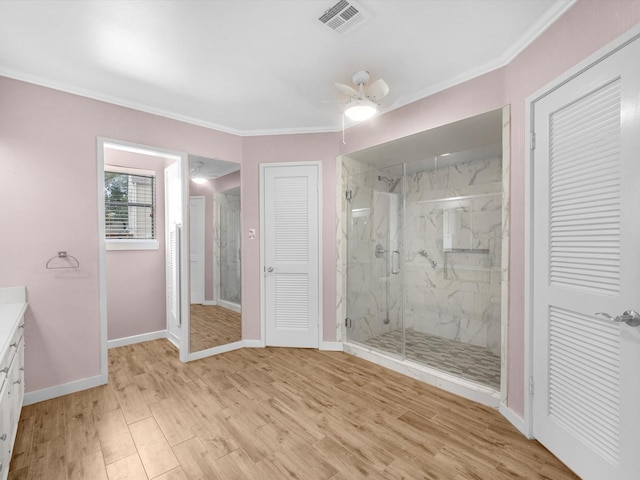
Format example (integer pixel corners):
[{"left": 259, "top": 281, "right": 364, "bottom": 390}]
[{"left": 106, "top": 240, "right": 159, "bottom": 251}]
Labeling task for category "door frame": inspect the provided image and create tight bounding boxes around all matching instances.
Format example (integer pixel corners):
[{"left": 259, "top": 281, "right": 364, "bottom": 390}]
[
  {"left": 189, "top": 195, "right": 206, "bottom": 305},
  {"left": 259, "top": 161, "right": 323, "bottom": 348},
  {"left": 524, "top": 25, "right": 640, "bottom": 438},
  {"left": 97, "top": 137, "right": 190, "bottom": 372}
]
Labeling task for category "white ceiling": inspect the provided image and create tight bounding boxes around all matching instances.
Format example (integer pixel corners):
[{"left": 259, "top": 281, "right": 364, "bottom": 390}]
[{"left": 0, "top": 0, "right": 574, "bottom": 136}]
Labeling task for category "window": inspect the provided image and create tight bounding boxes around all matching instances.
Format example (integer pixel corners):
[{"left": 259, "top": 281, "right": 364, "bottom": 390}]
[{"left": 104, "top": 166, "right": 158, "bottom": 250}]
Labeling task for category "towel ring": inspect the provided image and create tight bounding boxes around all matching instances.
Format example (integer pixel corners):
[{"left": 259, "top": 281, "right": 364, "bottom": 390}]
[{"left": 46, "top": 251, "right": 80, "bottom": 269}]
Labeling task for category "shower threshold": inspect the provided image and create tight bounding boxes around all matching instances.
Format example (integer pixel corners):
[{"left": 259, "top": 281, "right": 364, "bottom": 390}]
[{"left": 344, "top": 330, "right": 501, "bottom": 408}]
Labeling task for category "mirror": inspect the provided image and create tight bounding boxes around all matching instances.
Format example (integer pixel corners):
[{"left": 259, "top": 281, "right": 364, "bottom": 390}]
[{"left": 188, "top": 155, "right": 241, "bottom": 354}]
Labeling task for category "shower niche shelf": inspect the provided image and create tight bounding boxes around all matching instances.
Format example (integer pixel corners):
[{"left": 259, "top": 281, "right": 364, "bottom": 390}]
[{"left": 444, "top": 248, "right": 490, "bottom": 254}]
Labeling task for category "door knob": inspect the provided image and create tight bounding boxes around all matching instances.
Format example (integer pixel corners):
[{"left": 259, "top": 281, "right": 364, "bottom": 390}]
[
  {"left": 595, "top": 310, "right": 640, "bottom": 327},
  {"left": 266, "top": 266, "right": 274, "bottom": 272}
]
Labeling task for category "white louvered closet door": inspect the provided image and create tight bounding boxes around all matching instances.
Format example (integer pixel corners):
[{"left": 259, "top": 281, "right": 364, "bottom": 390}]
[
  {"left": 532, "top": 36, "right": 640, "bottom": 480},
  {"left": 263, "top": 164, "right": 320, "bottom": 348}
]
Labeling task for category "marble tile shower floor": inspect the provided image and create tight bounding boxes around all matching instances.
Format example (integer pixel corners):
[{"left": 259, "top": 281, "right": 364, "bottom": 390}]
[{"left": 360, "top": 329, "right": 501, "bottom": 390}]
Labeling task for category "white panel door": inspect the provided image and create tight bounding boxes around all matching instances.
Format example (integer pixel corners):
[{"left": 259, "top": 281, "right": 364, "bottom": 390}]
[
  {"left": 532, "top": 37, "right": 640, "bottom": 480},
  {"left": 189, "top": 196, "right": 205, "bottom": 304},
  {"left": 263, "top": 164, "right": 320, "bottom": 348}
]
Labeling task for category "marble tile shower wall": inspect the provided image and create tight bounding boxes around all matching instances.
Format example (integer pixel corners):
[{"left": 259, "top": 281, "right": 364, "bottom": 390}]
[{"left": 404, "top": 155, "right": 502, "bottom": 355}]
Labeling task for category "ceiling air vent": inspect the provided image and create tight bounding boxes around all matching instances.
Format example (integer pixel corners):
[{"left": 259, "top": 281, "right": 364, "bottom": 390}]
[{"left": 318, "top": 0, "right": 371, "bottom": 35}]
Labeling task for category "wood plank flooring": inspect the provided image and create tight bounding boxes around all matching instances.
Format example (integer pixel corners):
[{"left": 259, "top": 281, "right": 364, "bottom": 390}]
[
  {"left": 8, "top": 340, "right": 579, "bottom": 479},
  {"left": 189, "top": 305, "right": 241, "bottom": 352}
]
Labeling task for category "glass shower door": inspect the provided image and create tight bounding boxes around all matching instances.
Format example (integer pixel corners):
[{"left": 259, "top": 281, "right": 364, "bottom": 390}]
[{"left": 346, "top": 165, "right": 404, "bottom": 358}]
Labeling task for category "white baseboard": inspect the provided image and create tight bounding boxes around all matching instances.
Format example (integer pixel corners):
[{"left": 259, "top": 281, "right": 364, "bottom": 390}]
[
  {"left": 242, "top": 339, "right": 265, "bottom": 348},
  {"left": 24, "top": 374, "right": 106, "bottom": 406},
  {"left": 203, "top": 300, "right": 217, "bottom": 306},
  {"left": 166, "top": 331, "right": 180, "bottom": 349},
  {"left": 499, "top": 402, "right": 532, "bottom": 439},
  {"left": 188, "top": 340, "right": 245, "bottom": 360},
  {"left": 320, "top": 341, "right": 343, "bottom": 351},
  {"left": 218, "top": 299, "right": 241, "bottom": 313},
  {"left": 108, "top": 330, "right": 167, "bottom": 349}
]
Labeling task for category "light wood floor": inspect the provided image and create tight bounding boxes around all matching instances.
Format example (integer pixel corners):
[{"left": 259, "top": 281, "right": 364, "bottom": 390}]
[
  {"left": 8, "top": 340, "right": 578, "bottom": 479},
  {"left": 189, "top": 305, "right": 241, "bottom": 352}
]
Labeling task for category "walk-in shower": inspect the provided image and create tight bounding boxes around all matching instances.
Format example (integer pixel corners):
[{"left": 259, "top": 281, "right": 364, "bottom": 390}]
[{"left": 344, "top": 143, "right": 503, "bottom": 391}]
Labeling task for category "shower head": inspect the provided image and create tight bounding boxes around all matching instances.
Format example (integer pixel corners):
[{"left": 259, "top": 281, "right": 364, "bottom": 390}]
[{"left": 378, "top": 175, "right": 400, "bottom": 192}]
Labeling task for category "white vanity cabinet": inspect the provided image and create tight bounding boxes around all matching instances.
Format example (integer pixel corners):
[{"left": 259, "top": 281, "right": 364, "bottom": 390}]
[{"left": 0, "top": 287, "right": 26, "bottom": 480}]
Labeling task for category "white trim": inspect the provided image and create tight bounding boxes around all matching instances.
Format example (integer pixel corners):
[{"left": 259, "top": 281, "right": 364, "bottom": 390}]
[
  {"left": 344, "top": 342, "right": 500, "bottom": 408},
  {"left": 259, "top": 161, "right": 323, "bottom": 348},
  {"left": 107, "top": 330, "right": 167, "bottom": 349},
  {"left": 499, "top": 0, "right": 577, "bottom": 66},
  {"left": 106, "top": 239, "right": 159, "bottom": 251},
  {"left": 317, "top": 163, "right": 324, "bottom": 347},
  {"left": 203, "top": 300, "right": 218, "bottom": 306},
  {"left": 0, "top": 2, "right": 574, "bottom": 139},
  {"left": 188, "top": 340, "right": 244, "bottom": 361},
  {"left": 524, "top": 24, "right": 640, "bottom": 439},
  {"left": 217, "top": 299, "right": 241, "bottom": 313},
  {"left": 259, "top": 165, "right": 266, "bottom": 347},
  {"left": 104, "top": 164, "right": 155, "bottom": 176},
  {"left": 98, "top": 137, "right": 189, "bottom": 376},
  {"left": 499, "top": 402, "right": 531, "bottom": 439},
  {"left": 319, "top": 341, "right": 343, "bottom": 352},
  {"left": 242, "top": 339, "right": 266, "bottom": 348},
  {"left": 0, "top": 67, "right": 338, "bottom": 137},
  {"left": 97, "top": 139, "right": 108, "bottom": 386},
  {"left": 189, "top": 195, "right": 206, "bottom": 305},
  {"left": 24, "top": 374, "right": 105, "bottom": 406},
  {"left": 166, "top": 332, "right": 180, "bottom": 349}
]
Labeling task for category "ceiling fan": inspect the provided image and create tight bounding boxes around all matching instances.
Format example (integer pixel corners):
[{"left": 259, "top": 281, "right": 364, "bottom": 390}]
[{"left": 335, "top": 70, "right": 390, "bottom": 121}]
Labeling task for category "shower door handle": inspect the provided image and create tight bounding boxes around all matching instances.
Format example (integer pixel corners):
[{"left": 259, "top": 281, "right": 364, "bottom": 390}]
[{"left": 391, "top": 250, "right": 400, "bottom": 275}]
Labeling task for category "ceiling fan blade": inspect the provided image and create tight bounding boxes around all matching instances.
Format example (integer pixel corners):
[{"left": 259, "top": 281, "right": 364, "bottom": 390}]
[
  {"left": 366, "top": 78, "right": 390, "bottom": 100},
  {"left": 335, "top": 82, "right": 358, "bottom": 97}
]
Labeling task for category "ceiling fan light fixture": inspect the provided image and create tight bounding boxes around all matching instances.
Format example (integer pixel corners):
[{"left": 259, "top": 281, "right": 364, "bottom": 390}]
[
  {"left": 344, "top": 98, "right": 377, "bottom": 121},
  {"left": 191, "top": 161, "right": 208, "bottom": 184}
]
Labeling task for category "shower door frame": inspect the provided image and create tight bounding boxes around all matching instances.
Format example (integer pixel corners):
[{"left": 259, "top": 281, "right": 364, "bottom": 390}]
[{"left": 344, "top": 167, "right": 405, "bottom": 357}]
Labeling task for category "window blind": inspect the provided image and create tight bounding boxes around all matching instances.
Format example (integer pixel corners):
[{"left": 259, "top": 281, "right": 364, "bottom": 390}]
[{"left": 105, "top": 170, "right": 156, "bottom": 239}]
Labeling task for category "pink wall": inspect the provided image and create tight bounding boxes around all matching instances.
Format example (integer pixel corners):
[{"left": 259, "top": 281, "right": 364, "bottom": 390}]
[
  {"left": 0, "top": 77, "right": 241, "bottom": 393},
  {"left": 189, "top": 170, "right": 240, "bottom": 302},
  {"left": 242, "top": 133, "right": 340, "bottom": 340},
  {"left": 104, "top": 148, "right": 172, "bottom": 340},
  {"left": 212, "top": 170, "right": 240, "bottom": 193},
  {"left": 501, "top": 0, "right": 640, "bottom": 416},
  {"left": 1, "top": 0, "right": 637, "bottom": 418}
]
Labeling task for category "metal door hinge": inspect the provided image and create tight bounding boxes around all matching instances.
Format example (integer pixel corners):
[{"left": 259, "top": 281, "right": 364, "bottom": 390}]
[
  {"left": 530, "top": 132, "right": 536, "bottom": 150},
  {"left": 345, "top": 190, "right": 353, "bottom": 201},
  {"left": 345, "top": 317, "right": 352, "bottom": 328},
  {"left": 529, "top": 376, "right": 534, "bottom": 395}
]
